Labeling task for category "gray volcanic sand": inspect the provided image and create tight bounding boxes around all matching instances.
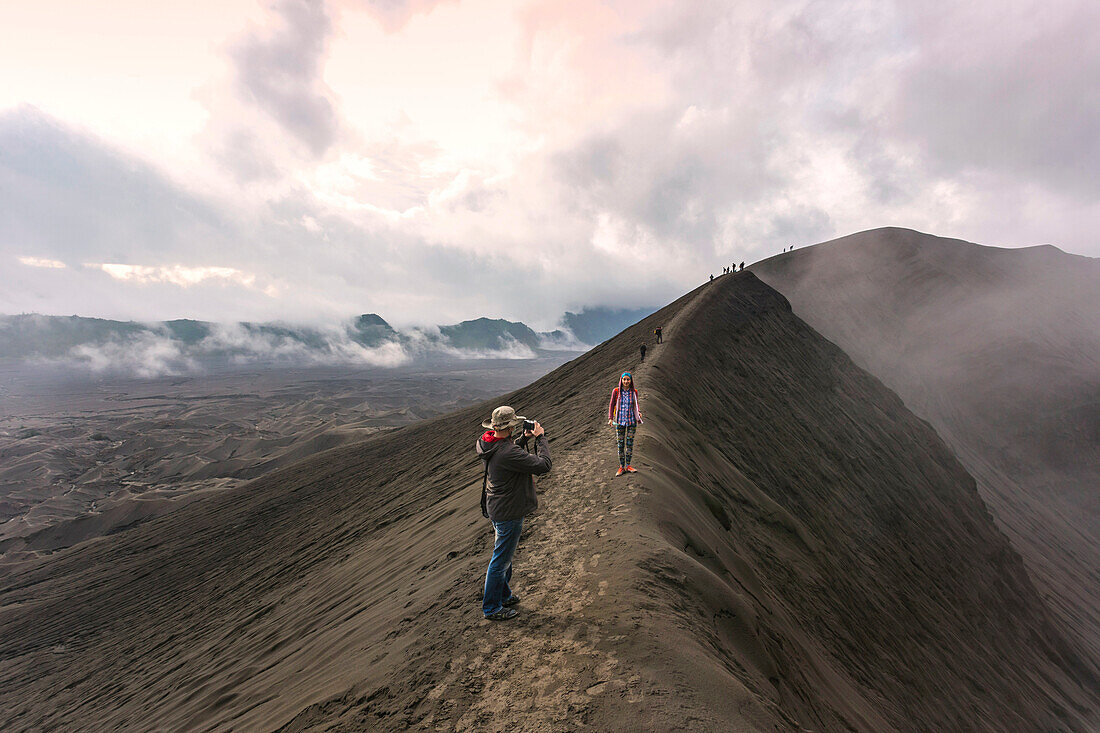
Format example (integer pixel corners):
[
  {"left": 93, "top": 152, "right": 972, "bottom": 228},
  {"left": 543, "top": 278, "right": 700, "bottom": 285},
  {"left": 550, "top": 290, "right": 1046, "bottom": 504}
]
[
  {"left": 752, "top": 227, "right": 1100, "bottom": 665},
  {"left": 0, "top": 356, "right": 576, "bottom": 568},
  {"left": 0, "top": 274, "right": 1096, "bottom": 731}
]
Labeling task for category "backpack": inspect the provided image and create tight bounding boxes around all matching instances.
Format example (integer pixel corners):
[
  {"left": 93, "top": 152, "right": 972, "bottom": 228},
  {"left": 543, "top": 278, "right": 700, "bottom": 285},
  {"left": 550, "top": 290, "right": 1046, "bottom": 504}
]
[{"left": 480, "top": 455, "right": 490, "bottom": 519}]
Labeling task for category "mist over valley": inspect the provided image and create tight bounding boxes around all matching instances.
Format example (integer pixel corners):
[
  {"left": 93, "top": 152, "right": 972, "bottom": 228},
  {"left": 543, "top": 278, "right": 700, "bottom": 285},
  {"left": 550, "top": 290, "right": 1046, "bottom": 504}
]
[{"left": 0, "top": 306, "right": 659, "bottom": 378}]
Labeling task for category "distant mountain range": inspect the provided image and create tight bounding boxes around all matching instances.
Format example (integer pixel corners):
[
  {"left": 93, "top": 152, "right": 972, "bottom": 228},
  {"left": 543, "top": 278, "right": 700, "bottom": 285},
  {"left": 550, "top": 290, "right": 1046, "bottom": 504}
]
[
  {"left": 560, "top": 306, "right": 656, "bottom": 346},
  {"left": 0, "top": 306, "right": 658, "bottom": 374}
]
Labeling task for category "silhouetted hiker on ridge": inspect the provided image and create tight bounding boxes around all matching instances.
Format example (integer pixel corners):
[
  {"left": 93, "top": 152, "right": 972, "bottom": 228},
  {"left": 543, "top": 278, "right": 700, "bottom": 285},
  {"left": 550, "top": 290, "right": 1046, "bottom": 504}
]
[
  {"left": 639, "top": 342, "right": 647, "bottom": 361},
  {"left": 476, "top": 406, "right": 552, "bottom": 621},
  {"left": 607, "top": 371, "right": 643, "bottom": 476},
  {"left": 739, "top": 261, "right": 745, "bottom": 271}
]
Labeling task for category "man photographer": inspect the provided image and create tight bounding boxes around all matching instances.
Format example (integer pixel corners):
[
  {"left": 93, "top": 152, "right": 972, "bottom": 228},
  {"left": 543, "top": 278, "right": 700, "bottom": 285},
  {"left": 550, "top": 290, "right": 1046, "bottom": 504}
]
[{"left": 476, "top": 406, "right": 552, "bottom": 620}]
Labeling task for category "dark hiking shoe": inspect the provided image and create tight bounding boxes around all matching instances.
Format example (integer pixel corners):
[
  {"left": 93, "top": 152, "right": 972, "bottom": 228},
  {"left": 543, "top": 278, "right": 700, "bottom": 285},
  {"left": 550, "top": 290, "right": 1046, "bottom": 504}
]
[
  {"left": 503, "top": 595, "right": 520, "bottom": 607},
  {"left": 485, "top": 608, "right": 518, "bottom": 621}
]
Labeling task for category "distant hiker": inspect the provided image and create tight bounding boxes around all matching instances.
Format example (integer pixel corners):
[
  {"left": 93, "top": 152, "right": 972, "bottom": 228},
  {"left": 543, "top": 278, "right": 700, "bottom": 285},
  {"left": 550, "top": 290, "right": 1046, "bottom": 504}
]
[
  {"left": 739, "top": 261, "right": 745, "bottom": 271},
  {"left": 640, "top": 343, "right": 647, "bottom": 361},
  {"left": 710, "top": 274, "right": 714, "bottom": 281},
  {"left": 655, "top": 326, "right": 663, "bottom": 344},
  {"left": 607, "top": 372, "right": 643, "bottom": 476},
  {"left": 476, "top": 406, "right": 552, "bottom": 621}
]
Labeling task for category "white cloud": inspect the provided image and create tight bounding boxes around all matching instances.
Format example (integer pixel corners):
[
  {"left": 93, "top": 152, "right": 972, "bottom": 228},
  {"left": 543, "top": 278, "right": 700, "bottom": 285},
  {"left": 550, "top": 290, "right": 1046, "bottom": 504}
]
[
  {"left": 198, "top": 321, "right": 413, "bottom": 367},
  {"left": 86, "top": 263, "right": 264, "bottom": 290},
  {"left": 2, "top": 0, "right": 1099, "bottom": 327},
  {"left": 67, "top": 333, "right": 200, "bottom": 379},
  {"left": 18, "top": 256, "right": 66, "bottom": 269}
]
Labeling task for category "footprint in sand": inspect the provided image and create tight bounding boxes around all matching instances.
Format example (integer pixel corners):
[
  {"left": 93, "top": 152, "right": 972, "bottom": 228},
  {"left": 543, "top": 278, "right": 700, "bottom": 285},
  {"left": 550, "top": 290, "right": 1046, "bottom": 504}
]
[{"left": 586, "top": 681, "right": 609, "bottom": 696}]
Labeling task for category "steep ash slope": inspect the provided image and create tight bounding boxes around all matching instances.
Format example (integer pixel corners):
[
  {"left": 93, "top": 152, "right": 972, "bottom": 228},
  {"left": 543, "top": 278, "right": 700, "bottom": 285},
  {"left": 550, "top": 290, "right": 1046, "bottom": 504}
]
[
  {"left": 751, "top": 228, "right": 1100, "bottom": 663},
  {"left": 626, "top": 272, "right": 1097, "bottom": 731}
]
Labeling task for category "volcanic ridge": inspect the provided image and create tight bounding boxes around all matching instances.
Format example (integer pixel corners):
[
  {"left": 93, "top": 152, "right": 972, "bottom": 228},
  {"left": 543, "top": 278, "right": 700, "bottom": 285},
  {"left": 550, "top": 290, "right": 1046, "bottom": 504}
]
[
  {"left": 1, "top": 268, "right": 1096, "bottom": 731},
  {"left": 753, "top": 227, "right": 1100, "bottom": 665}
]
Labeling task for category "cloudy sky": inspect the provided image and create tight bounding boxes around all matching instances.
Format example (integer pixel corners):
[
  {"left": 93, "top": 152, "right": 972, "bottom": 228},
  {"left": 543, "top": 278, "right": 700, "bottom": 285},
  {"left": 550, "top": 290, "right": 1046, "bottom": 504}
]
[{"left": 2, "top": 0, "right": 1097, "bottom": 327}]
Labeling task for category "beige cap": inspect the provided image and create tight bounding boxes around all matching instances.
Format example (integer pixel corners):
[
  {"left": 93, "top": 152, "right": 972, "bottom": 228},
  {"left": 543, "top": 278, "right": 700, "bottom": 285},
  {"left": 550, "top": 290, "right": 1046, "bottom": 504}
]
[{"left": 482, "top": 405, "right": 526, "bottom": 431}]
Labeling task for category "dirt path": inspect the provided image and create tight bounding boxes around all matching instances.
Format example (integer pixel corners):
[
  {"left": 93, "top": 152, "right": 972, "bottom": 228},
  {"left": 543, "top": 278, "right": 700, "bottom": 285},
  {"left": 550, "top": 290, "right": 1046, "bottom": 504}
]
[
  {"left": 362, "top": 303, "right": 702, "bottom": 732},
  {"left": 270, "top": 388, "right": 673, "bottom": 733},
  {"left": 421, "top": 444, "right": 647, "bottom": 732},
  {"left": 264, "top": 286, "right": 715, "bottom": 732}
]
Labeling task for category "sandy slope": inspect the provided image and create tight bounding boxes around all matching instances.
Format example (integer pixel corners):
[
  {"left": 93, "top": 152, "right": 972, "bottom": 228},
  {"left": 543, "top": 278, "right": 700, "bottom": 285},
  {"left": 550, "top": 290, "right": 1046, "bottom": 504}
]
[
  {"left": 751, "top": 228, "right": 1100, "bottom": 665},
  {"left": 1, "top": 273, "right": 1095, "bottom": 731}
]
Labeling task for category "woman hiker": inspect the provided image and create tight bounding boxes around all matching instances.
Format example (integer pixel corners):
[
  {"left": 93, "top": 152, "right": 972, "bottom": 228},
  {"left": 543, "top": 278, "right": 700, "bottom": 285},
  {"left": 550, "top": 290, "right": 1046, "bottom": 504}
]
[{"left": 607, "top": 371, "right": 643, "bottom": 476}]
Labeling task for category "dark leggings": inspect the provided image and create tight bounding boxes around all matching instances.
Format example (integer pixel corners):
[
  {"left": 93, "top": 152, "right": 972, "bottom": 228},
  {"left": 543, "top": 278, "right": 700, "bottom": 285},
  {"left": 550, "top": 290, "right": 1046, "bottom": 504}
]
[{"left": 615, "top": 423, "right": 636, "bottom": 467}]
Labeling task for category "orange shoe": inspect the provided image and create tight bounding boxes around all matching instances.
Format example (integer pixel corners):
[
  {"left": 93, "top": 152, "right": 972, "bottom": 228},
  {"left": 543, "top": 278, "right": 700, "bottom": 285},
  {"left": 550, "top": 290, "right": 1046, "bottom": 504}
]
[
  {"left": 625, "top": 465, "right": 638, "bottom": 473},
  {"left": 615, "top": 467, "right": 625, "bottom": 476}
]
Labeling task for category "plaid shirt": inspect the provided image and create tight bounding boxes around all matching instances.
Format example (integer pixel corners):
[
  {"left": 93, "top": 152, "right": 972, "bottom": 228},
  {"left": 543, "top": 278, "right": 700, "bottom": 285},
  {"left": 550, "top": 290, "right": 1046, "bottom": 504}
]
[{"left": 616, "top": 388, "right": 637, "bottom": 425}]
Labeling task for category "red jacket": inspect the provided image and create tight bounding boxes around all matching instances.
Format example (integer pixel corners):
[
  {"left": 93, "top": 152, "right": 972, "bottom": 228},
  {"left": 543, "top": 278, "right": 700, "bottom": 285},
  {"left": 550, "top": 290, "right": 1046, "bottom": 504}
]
[{"left": 607, "top": 387, "right": 643, "bottom": 424}]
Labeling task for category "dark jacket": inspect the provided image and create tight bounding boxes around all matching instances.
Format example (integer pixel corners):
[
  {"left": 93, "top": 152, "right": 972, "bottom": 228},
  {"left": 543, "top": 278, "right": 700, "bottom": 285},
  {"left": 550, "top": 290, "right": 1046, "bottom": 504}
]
[{"left": 476, "top": 431, "right": 552, "bottom": 522}]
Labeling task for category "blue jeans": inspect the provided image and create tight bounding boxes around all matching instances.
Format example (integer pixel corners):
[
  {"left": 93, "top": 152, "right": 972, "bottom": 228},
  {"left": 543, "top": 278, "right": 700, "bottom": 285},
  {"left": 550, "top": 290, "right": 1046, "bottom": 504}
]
[{"left": 483, "top": 517, "right": 523, "bottom": 616}]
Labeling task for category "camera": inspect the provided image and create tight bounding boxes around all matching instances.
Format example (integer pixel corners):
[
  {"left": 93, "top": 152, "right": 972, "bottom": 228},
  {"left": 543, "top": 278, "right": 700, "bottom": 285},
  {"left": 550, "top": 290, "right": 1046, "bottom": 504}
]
[{"left": 523, "top": 419, "right": 536, "bottom": 433}]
